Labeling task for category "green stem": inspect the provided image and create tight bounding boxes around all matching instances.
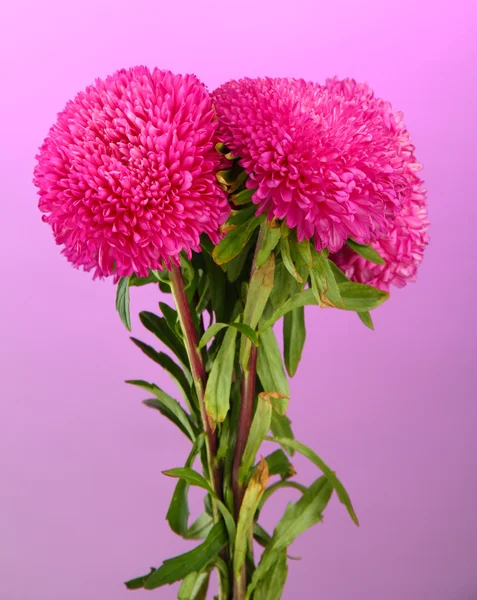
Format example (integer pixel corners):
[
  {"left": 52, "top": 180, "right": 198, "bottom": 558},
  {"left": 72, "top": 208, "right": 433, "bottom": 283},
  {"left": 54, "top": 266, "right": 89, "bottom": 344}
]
[{"left": 169, "top": 265, "right": 221, "bottom": 497}]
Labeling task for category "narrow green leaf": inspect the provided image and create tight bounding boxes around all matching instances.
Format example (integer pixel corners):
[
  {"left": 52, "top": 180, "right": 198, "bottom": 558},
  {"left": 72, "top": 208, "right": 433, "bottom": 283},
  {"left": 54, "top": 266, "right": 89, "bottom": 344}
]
[
  {"left": 139, "top": 311, "right": 189, "bottom": 368},
  {"left": 159, "top": 302, "right": 179, "bottom": 332},
  {"left": 280, "top": 237, "right": 303, "bottom": 283},
  {"left": 129, "top": 271, "right": 161, "bottom": 287},
  {"left": 116, "top": 277, "right": 131, "bottom": 331},
  {"left": 163, "top": 467, "right": 236, "bottom": 546},
  {"left": 283, "top": 305, "right": 306, "bottom": 377},
  {"left": 130, "top": 338, "right": 192, "bottom": 403},
  {"left": 289, "top": 235, "right": 312, "bottom": 285},
  {"left": 347, "top": 239, "right": 385, "bottom": 265},
  {"left": 338, "top": 281, "right": 389, "bottom": 312},
  {"left": 253, "top": 551, "right": 288, "bottom": 600},
  {"left": 234, "top": 459, "right": 269, "bottom": 578},
  {"left": 166, "top": 436, "right": 203, "bottom": 536},
  {"left": 261, "top": 449, "right": 295, "bottom": 480},
  {"left": 266, "top": 437, "right": 359, "bottom": 526},
  {"left": 256, "top": 225, "right": 281, "bottom": 268},
  {"left": 203, "top": 325, "right": 238, "bottom": 425},
  {"left": 240, "top": 252, "right": 275, "bottom": 369},
  {"left": 167, "top": 479, "right": 189, "bottom": 536},
  {"left": 358, "top": 311, "right": 374, "bottom": 330},
  {"left": 239, "top": 395, "right": 273, "bottom": 483},
  {"left": 253, "top": 523, "right": 273, "bottom": 548},
  {"left": 226, "top": 203, "right": 257, "bottom": 227},
  {"left": 213, "top": 216, "right": 264, "bottom": 265},
  {"left": 178, "top": 571, "right": 210, "bottom": 600},
  {"left": 124, "top": 568, "right": 155, "bottom": 590},
  {"left": 199, "top": 322, "right": 258, "bottom": 350},
  {"left": 258, "top": 480, "right": 307, "bottom": 512},
  {"left": 126, "top": 380, "right": 196, "bottom": 441},
  {"left": 269, "top": 260, "right": 296, "bottom": 310},
  {"left": 258, "top": 289, "right": 317, "bottom": 333},
  {"left": 310, "top": 248, "right": 344, "bottom": 308},
  {"left": 231, "top": 188, "right": 255, "bottom": 206},
  {"left": 144, "top": 522, "right": 227, "bottom": 589},
  {"left": 246, "top": 477, "right": 332, "bottom": 598},
  {"left": 270, "top": 412, "right": 294, "bottom": 454},
  {"left": 257, "top": 327, "right": 290, "bottom": 414},
  {"left": 328, "top": 260, "right": 349, "bottom": 283},
  {"left": 184, "top": 512, "right": 213, "bottom": 540}
]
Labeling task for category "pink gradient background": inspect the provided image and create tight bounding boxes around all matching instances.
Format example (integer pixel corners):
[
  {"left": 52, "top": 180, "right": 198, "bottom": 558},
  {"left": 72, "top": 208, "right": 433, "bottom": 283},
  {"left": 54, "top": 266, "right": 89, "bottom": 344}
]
[{"left": 1, "top": 1, "right": 477, "bottom": 598}]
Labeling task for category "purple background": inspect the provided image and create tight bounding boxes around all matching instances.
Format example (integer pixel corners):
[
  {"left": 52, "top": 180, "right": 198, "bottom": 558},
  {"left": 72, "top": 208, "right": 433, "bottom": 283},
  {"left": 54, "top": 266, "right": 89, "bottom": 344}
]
[{"left": 1, "top": 1, "right": 476, "bottom": 598}]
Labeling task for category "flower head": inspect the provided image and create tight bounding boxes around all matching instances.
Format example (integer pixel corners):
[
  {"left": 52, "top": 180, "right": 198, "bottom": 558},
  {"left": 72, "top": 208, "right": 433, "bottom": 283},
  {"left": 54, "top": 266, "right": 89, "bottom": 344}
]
[
  {"left": 331, "top": 107, "right": 429, "bottom": 291},
  {"left": 213, "top": 77, "right": 417, "bottom": 252},
  {"left": 34, "top": 66, "right": 229, "bottom": 278}
]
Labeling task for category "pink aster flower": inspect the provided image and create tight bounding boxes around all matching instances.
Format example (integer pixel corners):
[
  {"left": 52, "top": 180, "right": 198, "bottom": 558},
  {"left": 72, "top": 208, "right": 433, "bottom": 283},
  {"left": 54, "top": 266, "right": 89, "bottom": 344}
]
[
  {"left": 331, "top": 103, "right": 429, "bottom": 291},
  {"left": 34, "top": 67, "right": 229, "bottom": 278},
  {"left": 212, "top": 77, "right": 416, "bottom": 252}
]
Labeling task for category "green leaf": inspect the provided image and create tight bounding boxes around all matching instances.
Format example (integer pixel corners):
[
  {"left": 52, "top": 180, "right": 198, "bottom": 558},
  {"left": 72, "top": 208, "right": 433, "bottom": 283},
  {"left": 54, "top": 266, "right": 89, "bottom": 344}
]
[
  {"left": 116, "top": 277, "right": 131, "bottom": 331},
  {"left": 310, "top": 248, "right": 344, "bottom": 308},
  {"left": 347, "top": 239, "right": 385, "bottom": 265},
  {"left": 167, "top": 479, "right": 189, "bottom": 537},
  {"left": 124, "top": 568, "right": 155, "bottom": 590},
  {"left": 338, "top": 281, "right": 389, "bottom": 312},
  {"left": 144, "top": 522, "right": 228, "bottom": 589},
  {"left": 253, "top": 551, "right": 288, "bottom": 600},
  {"left": 289, "top": 235, "right": 312, "bottom": 285},
  {"left": 126, "top": 380, "right": 196, "bottom": 441},
  {"left": 357, "top": 311, "right": 374, "bottom": 330},
  {"left": 178, "top": 571, "right": 210, "bottom": 600},
  {"left": 129, "top": 271, "right": 161, "bottom": 287},
  {"left": 257, "top": 328, "right": 290, "bottom": 414},
  {"left": 256, "top": 224, "right": 281, "bottom": 268},
  {"left": 270, "top": 412, "right": 294, "bottom": 454},
  {"left": 199, "top": 322, "right": 258, "bottom": 350},
  {"left": 259, "top": 289, "right": 317, "bottom": 333},
  {"left": 328, "top": 260, "right": 348, "bottom": 283},
  {"left": 239, "top": 395, "right": 273, "bottom": 484},
  {"left": 246, "top": 477, "right": 332, "bottom": 598},
  {"left": 202, "top": 252, "right": 227, "bottom": 322},
  {"left": 203, "top": 325, "right": 238, "bottom": 425},
  {"left": 266, "top": 437, "right": 359, "bottom": 526},
  {"left": 159, "top": 302, "right": 179, "bottom": 332},
  {"left": 231, "top": 187, "right": 256, "bottom": 206},
  {"left": 253, "top": 522, "right": 273, "bottom": 548},
  {"left": 130, "top": 338, "right": 192, "bottom": 404},
  {"left": 139, "top": 311, "right": 189, "bottom": 368},
  {"left": 280, "top": 237, "right": 303, "bottom": 283},
  {"left": 166, "top": 436, "right": 203, "bottom": 537},
  {"left": 184, "top": 512, "right": 213, "bottom": 540},
  {"left": 234, "top": 459, "right": 269, "bottom": 578},
  {"left": 261, "top": 450, "right": 295, "bottom": 480},
  {"left": 163, "top": 467, "right": 236, "bottom": 546},
  {"left": 226, "top": 204, "right": 257, "bottom": 227},
  {"left": 270, "top": 260, "right": 296, "bottom": 310},
  {"left": 283, "top": 305, "right": 306, "bottom": 377},
  {"left": 241, "top": 252, "right": 275, "bottom": 369},
  {"left": 258, "top": 480, "right": 307, "bottom": 513},
  {"left": 271, "top": 477, "right": 332, "bottom": 550},
  {"left": 213, "top": 216, "right": 265, "bottom": 265}
]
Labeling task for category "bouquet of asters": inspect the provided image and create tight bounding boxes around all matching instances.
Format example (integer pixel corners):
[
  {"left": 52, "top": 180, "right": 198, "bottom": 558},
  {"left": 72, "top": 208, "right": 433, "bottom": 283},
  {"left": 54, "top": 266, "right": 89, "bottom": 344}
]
[{"left": 34, "top": 67, "right": 428, "bottom": 599}]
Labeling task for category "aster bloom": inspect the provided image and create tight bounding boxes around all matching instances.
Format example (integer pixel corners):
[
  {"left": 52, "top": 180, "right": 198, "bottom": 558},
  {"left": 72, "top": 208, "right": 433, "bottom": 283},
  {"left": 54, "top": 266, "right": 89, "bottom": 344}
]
[
  {"left": 213, "top": 77, "right": 417, "bottom": 252},
  {"left": 34, "top": 67, "right": 229, "bottom": 278},
  {"left": 331, "top": 95, "right": 429, "bottom": 291}
]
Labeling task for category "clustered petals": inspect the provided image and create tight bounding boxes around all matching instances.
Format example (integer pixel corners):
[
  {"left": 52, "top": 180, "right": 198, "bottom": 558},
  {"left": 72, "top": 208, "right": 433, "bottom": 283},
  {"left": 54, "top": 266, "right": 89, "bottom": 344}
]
[
  {"left": 34, "top": 66, "right": 229, "bottom": 278},
  {"left": 331, "top": 106, "right": 429, "bottom": 291},
  {"left": 213, "top": 77, "right": 418, "bottom": 253}
]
